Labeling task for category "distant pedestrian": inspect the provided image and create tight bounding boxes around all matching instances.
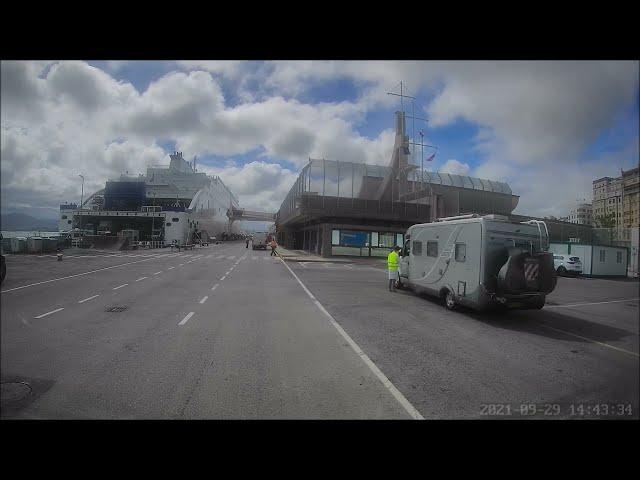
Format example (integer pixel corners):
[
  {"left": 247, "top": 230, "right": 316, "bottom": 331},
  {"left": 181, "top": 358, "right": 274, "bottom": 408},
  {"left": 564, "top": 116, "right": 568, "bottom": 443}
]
[
  {"left": 270, "top": 239, "right": 278, "bottom": 256},
  {"left": 387, "top": 245, "right": 401, "bottom": 292},
  {"left": 246, "top": 237, "right": 250, "bottom": 248}
]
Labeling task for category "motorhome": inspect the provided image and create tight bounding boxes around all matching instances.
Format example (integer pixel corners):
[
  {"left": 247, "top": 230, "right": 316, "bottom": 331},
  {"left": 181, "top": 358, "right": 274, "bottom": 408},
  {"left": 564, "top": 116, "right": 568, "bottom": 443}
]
[{"left": 397, "top": 214, "right": 557, "bottom": 311}]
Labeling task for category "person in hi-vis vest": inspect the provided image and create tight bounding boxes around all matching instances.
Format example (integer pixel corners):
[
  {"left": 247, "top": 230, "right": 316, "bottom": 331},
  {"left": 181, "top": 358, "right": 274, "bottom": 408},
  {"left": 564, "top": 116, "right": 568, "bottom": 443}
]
[{"left": 387, "top": 245, "right": 401, "bottom": 292}]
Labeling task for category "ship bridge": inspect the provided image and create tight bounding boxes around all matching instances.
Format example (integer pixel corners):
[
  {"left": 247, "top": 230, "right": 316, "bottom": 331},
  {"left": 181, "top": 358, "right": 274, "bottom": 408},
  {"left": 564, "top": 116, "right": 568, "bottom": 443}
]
[{"left": 227, "top": 208, "right": 277, "bottom": 223}]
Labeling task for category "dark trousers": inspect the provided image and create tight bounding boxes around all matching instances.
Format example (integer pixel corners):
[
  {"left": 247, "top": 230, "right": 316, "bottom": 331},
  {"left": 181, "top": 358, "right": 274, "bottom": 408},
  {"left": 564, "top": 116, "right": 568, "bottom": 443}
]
[{"left": 270, "top": 247, "right": 277, "bottom": 256}]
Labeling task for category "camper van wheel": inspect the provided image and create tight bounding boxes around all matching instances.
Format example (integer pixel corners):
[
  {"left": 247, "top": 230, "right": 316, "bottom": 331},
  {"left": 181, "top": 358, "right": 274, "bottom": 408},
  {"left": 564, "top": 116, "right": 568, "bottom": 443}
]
[{"left": 444, "top": 289, "right": 457, "bottom": 310}]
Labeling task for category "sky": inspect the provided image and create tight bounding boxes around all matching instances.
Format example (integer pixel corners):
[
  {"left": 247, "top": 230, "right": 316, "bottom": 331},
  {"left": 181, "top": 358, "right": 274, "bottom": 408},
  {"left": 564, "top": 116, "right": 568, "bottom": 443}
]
[{"left": 1, "top": 60, "right": 638, "bottom": 221}]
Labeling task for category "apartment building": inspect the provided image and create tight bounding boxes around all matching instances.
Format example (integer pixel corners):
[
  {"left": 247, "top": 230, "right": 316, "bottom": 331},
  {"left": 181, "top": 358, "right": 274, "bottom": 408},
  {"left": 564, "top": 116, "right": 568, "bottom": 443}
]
[
  {"left": 566, "top": 202, "right": 593, "bottom": 225},
  {"left": 622, "top": 167, "right": 639, "bottom": 228},
  {"left": 592, "top": 176, "right": 623, "bottom": 226}
]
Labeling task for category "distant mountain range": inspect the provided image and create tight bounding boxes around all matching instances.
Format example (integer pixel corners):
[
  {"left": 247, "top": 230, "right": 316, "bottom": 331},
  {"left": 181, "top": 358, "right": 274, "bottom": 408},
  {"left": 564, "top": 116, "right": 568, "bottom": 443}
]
[{"left": 1, "top": 213, "right": 58, "bottom": 231}]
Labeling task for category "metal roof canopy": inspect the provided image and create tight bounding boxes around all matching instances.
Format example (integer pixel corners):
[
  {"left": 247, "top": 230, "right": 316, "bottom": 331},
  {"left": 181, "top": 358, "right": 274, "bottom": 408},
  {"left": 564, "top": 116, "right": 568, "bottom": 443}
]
[{"left": 307, "top": 158, "right": 513, "bottom": 195}]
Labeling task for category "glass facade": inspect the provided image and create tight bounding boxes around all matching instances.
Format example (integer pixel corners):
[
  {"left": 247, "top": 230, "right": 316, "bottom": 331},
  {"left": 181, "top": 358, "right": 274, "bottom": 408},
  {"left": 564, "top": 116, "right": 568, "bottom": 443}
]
[{"left": 331, "top": 229, "right": 404, "bottom": 257}]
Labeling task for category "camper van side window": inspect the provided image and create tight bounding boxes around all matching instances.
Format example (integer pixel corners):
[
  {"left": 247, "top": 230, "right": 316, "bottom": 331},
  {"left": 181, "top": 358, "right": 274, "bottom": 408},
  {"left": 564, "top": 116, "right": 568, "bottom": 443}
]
[
  {"left": 427, "top": 241, "right": 438, "bottom": 257},
  {"left": 412, "top": 241, "right": 422, "bottom": 256},
  {"left": 599, "top": 250, "right": 605, "bottom": 262},
  {"left": 455, "top": 243, "right": 466, "bottom": 262}
]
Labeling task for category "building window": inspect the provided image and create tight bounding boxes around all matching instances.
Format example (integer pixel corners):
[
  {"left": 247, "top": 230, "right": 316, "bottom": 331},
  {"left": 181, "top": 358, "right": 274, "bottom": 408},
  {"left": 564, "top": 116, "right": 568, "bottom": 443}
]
[
  {"left": 61, "top": 215, "right": 68, "bottom": 219},
  {"left": 378, "top": 232, "right": 395, "bottom": 248},
  {"left": 427, "top": 241, "right": 438, "bottom": 257},
  {"left": 599, "top": 250, "right": 605, "bottom": 262},
  {"left": 332, "top": 230, "right": 340, "bottom": 246},
  {"left": 172, "top": 218, "right": 180, "bottom": 222},
  {"left": 68, "top": 220, "right": 72, "bottom": 224},
  {"left": 412, "top": 241, "right": 422, "bottom": 256},
  {"left": 371, "top": 232, "right": 378, "bottom": 247},
  {"left": 455, "top": 243, "right": 466, "bottom": 262},
  {"left": 616, "top": 251, "right": 622, "bottom": 263},
  {"left": 166, "top": 223, "right": 172, "bottom": 227}
]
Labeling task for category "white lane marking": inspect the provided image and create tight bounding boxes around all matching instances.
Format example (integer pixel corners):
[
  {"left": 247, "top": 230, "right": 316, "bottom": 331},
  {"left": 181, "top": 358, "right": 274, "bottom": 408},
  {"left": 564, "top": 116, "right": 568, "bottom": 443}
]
[
  {"left": 35, "top": 307, "right": 64, "bottom": 319},
  {"left": 78, "top": 294, "right": 100, "bottom": 304},
  {"left": 539, "top": 324, "right": 639, "bottom": 357},
  {"left": 168, "top": 266, "right": 175, "bottom": 270},
  {"left": 113, "top": 283, "right": 128, "bottom": 290},
  {"left": 211, "top": 283, "right": 219, "bottom": 291},
  {"left": 216, "top": 255, "right": 225, "bottom": 259},
  {"left": 225, "top": 271, "right": 231, "bottom": 275},
  {"left": 227, "top": 256, "right": 236, "bottom": 259},
  {"left": 153, "top": 271, "right": 162, "bottom": 275},
  {"left": 220, "top": 276, "right": 226, "bottom": 281},
  {"left": 136, "top": 276, "right": 147, "bottom": 282},
  {"left": 199, "top": 296, "right": 209, "bottom": 304},
  {"left": 279, "top": 257, "right": 424, "bottom": 420},
  {"left": 1, "top": 256, "right": 173, "bottom": 294},
  {"left": 179, "top": 263, "right": 185, "bottom": 267},
  {"left": 178, "top": 312, "right": 195, "bottom": 326},
  {"left": 545, "top": 298, "right": 639, "bottom": 309}
]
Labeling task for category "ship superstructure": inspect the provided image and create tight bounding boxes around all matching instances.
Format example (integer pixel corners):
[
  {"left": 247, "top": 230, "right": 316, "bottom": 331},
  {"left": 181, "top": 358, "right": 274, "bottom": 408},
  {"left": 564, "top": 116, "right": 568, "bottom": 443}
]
[{"left": 60, "top": 152, "right": 241, "bottom": 246}]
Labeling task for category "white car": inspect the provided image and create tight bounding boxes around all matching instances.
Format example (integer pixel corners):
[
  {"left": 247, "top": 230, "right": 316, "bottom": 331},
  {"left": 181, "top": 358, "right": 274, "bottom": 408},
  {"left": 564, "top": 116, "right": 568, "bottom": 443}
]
[{"left": 553, "top": 254, "right": 582, "bottom": 276}]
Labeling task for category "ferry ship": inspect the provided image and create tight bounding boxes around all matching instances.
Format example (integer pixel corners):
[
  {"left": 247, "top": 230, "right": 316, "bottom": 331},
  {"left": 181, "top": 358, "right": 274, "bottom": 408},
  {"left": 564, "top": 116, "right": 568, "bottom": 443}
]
[{"left": 59, "top": 152, "right": 241, "bottom": 246}]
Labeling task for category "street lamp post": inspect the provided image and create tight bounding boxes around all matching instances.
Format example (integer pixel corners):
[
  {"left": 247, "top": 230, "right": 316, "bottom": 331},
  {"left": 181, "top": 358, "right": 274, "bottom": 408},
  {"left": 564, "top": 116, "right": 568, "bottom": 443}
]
[
  {"left": 78, "top": 174, "right": 84, "bottom": 239},
  {"left": 151, "top": 192, "right": 156, "bottom": 248}
]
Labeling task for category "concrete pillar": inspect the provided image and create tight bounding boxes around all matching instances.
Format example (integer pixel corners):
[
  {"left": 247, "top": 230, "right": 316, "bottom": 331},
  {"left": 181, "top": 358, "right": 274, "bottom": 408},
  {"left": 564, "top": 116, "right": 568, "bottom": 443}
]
[{"left": 321, "top": 224, "right": 332, "bottom": 258}]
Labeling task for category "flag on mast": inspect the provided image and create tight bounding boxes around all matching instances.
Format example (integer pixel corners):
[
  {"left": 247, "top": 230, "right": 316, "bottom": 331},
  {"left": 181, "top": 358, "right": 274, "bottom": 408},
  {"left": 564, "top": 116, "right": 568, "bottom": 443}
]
[{"left": 426, "top": 152, "right": 436, "bottom": 162}]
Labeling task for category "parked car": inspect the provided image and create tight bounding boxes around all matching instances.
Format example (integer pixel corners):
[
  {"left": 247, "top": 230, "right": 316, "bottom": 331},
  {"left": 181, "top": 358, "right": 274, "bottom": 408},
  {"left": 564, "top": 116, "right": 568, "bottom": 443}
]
[{"left": 553, "top": 254, "right": 582, "bottom": 276}]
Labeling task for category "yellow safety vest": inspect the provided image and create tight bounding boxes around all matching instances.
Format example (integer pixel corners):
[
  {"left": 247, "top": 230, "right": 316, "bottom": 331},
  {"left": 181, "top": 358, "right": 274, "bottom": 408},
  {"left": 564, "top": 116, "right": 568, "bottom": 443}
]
[{"left": 387, "top": 251, "right": 399, "bottom": 271}]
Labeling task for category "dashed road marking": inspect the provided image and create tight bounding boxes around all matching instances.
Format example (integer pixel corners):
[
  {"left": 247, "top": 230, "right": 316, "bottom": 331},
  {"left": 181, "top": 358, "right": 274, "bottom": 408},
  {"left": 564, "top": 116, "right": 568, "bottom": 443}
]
[
  {"left": 178, "top": 312, "right": 195, "bottom": 326},
  {"left": 220, "top": 276, "right": 226, "bottom": 281},
  {"left": 211, "top": 283, "right": 219, "bottom": 291},
  {"left": 136, "top": 277, "right": 147, "bottom": 282},
  {"left": 199, "top": 296, "right": 208, "bottom": 304},
  {"left": 1, "top": 256, "right": 176, "bottom": 294},
  {"left": 113, "top": 283, "right": 128, "bottom": 290},
  {"left": 153, "top": 271, "right": 162, "bottom": 275},
  {"left": 179, "top": 264, "right": 185, "bottom": 267},
  {"left": 78, "top": 294, "right": 100, "bottom": 304},
  {"left": 168, "top": 266, "right": 175, "bottom": 270},
  {"left": 227, "top": 256, "right": 236, "bottom": 259},
  {"left": 35, "top": 307, "right": 64, "bottom": 319}
]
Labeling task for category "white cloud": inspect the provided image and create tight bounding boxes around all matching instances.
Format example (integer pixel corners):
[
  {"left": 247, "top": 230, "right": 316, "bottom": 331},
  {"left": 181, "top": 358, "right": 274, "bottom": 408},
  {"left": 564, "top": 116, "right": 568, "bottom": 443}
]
[
  {"left": 197, "top": 161, "right": 298, "bottom": 212},
  {"left": 1, "top": 60, "right": 637, "bottom": 222},
  {"left": 439, "top": 159, "right": 470, "bottom": 176}
]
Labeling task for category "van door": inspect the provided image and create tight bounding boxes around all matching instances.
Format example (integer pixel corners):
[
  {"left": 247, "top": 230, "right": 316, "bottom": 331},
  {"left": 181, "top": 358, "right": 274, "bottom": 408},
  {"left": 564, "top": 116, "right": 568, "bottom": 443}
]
[
  {"left": 400, "top": 239, "right": 410, "bottom": 278},
  {"left": 452, "top": 223, "right": 480, "bottom": 299}
]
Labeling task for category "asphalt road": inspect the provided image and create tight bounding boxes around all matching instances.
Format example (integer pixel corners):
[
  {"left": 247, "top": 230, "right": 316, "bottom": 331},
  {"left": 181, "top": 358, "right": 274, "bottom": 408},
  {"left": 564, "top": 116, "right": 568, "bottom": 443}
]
[
  {"left": 1, "top": 243, "right": 409, "bottom": 419},
  {"left": 1, "top": 244, "right": 638, "bottom": 419},
  {"left": 290, "top": 260, "right": 639, "bottom": 419}
]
